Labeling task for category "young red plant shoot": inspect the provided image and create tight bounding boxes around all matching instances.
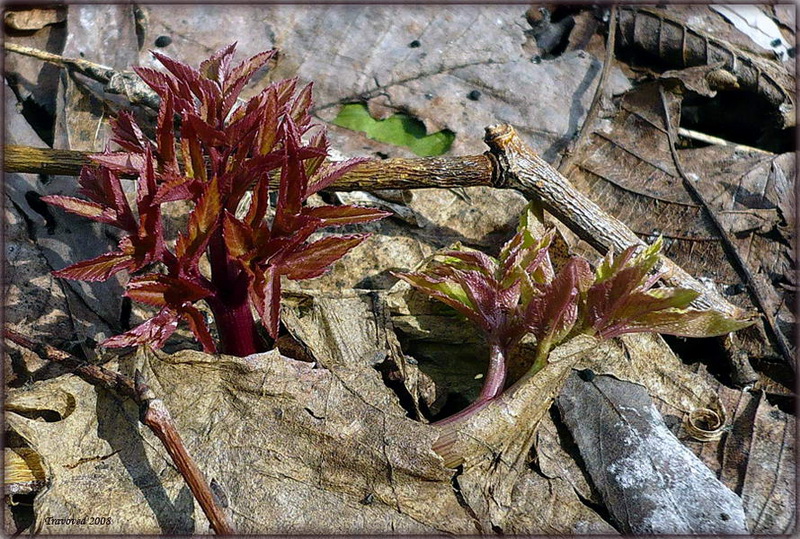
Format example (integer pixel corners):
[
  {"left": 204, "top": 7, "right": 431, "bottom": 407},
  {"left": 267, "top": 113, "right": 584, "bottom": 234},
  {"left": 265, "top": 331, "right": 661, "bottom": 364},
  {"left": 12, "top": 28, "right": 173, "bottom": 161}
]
[
  {"left": 395, "top": 205, "right": 754, "bottom": 425},
  {"left": 42, "top": 44, "right": 390, "bottom": 356}
]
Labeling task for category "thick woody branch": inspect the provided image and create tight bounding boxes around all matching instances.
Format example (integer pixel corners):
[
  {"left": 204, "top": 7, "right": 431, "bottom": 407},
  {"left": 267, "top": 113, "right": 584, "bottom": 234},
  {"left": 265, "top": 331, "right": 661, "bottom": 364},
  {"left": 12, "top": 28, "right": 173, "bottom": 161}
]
[
  {"left": 3, "top": 124, "right": 749, "bottom": 321},
  {"left": 3, "top": 145, "right": 494, "bottom": 190},
  {"left": 2, "top": 329, "right": 235, "bottom": 535}
]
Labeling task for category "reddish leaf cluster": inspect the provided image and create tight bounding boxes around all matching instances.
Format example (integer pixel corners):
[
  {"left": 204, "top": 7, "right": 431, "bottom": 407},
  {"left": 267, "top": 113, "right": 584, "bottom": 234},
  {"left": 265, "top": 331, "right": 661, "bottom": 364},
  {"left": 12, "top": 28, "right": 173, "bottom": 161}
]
[
  {"left": 396, "top": 206, "right": 754, "bottom": 412},
  {"left": 43, "top": 44, "right": 390, "bottom": 356}
]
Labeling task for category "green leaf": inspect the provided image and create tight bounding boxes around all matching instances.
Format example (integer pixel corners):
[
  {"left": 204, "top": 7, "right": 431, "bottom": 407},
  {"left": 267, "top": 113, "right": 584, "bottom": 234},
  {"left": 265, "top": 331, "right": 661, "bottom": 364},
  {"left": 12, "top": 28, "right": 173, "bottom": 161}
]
[
  {"left": 393, "top": 272, "right": 476, "bottom": 313},
  {"left": 623, "top": 309, "right": 756, "bottom": 338},
  {"left": 332, "top": 103, "right": 454, "bottom": 157}
]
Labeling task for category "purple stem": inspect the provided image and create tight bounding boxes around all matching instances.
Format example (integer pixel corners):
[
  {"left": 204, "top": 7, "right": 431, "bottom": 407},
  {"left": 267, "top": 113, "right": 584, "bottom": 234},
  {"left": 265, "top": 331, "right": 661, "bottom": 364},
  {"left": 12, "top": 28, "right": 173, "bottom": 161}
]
[
  {"left": 206, "top": 231, "right": 263, "bottom": 356},
  {"left": 434, "top": 342, "right": 507, "bottom": 427}
]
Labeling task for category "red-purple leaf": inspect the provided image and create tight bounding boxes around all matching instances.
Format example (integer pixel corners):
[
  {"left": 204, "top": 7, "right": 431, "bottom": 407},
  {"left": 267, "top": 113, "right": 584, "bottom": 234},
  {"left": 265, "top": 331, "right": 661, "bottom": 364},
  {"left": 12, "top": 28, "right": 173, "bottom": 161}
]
[
  {"left": 89, "top": 152, "right": 146, "bottom": 174},
  {"left": 182, "top": 303, "right": 217, "bottom": 353},
  {"left": 199, "top": 42, "right": 237, "bottom": 83},
  {"left": 303, "top": 130, "right": 329, "bottom": 178},
  {"left": 184, "top": 113, "right": 227, "bottom": 147},
  {"left": 256, "top": 86, "right": 279, "bottom": 155},
  {"left": 393, "top": 271, "right": 484, "bottom": 327},
  {"left": 72, "top": 168, "right": 137, "bottom": 231},
  {"left": 125, "top": 273, "right": 213, "bottom": 307},
  {"left": 40, "top": 195, "right": 112, "bottom": 222},
  {"left": 131, "top": 66, "right": 171, "bottom": 96},
  {"left": 289, "top": 82, "right": 313, "bottom": 128},
  {"left": 523, "top": 257, "right": 590, "bottom": 344},
  {"left": 111, "top": 111, "right": 153, "bottom": 153},
  {"left": 155, "top": 91, "right": 177, "bottom": 169},
  {"left": 226, "top": 151, "right": 284, "bottom": 208},
  {"left": 179, "top": 115, "right": 207, "bottom": 182},
  {"left": 249, "top": 265, "right": 281, "bottom": 339},
  {"left": 101, "top": 308, "right": 179, "bottom": 350},
  {"left": 273, "top": 117, "right": 309, "bottom": 230},
  {"left": 222, "top": 211, "right": 254, "bottom": 259},
  {"left": 302, "top": 205, "right": 391, "bottom": 227},
  {"left": 306, "top": 156, "right": 368, "bottom": 196},
  {"left": 175, "top": 175, "right": 221, "bottom": 266},
  {"left": 53, "top": 251, "right": 135, "bottom": 282},
  {"left": 437, "top": 249, "right": 499, "bottom": 276},
  {"left": 154, "top": 171, "right": 203, "bottom": 203},
  {"left": 151, "top": 50, "right": 209, "bottom": 97},
  {"left": 280, "top": 234, "right": 368, "bottom": 280},
  {"left": 224, "top": 49, "right": 277, "bottom": 97}
]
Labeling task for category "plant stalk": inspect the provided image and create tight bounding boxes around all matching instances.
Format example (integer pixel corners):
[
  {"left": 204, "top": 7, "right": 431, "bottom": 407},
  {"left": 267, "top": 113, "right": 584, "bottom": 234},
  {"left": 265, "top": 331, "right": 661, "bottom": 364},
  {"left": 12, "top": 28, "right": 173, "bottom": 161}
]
[
  {"left": 435, "top": 342, "right": 507, "bottom": 427},
  {"left": 206, "top": 231, "right": 263, "bottom": 356},
  {"left": 477, "top": 342, "right": 507, "bottom": 401}
]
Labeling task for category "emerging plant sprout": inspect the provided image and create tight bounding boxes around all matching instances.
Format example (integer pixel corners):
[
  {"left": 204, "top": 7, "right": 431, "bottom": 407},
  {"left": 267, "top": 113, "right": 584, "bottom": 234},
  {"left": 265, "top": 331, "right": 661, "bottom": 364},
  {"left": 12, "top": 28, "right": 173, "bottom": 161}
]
[
  {"left": 42, "top": 44, "right": 390, "bottom": 356},
  {"left": 395, "top": 206, "right": 754, "bottom": 425}
]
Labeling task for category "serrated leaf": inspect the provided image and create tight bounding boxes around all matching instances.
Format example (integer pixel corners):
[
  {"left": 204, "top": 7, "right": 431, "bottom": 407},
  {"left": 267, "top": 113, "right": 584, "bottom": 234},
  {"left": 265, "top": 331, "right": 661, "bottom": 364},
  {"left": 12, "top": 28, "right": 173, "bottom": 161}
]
[
  {"left": 604, "top": 309, "right": 756, "bottom": 339},
  {"left": 101, "top": 308, "right": 179, "bottom": 350},
  {"left": 224, "top": 48, "right": 277, "bottom": 98},
  {"left": 199, "top": 42, "right": 237, "bottom": 83},
  {"left": 184, "top": 113, "right": 227, "bottom": 147},
  {"left": 595, "top": 245, "right": 638, "bottom": 283},
  {"left": 179, "top": 115, "right": 206, "bottom": 182},
  {"left": 289, "top": 82, "right": 313, "bottom": 129},
  {"left": 182, "top": 303, "right": 217, "bottom": 353},
  {"left": 125, "top": 274, "right": 212, "bottom": 307},
  {"left": 436, "top": 249, "right": 499, "bottom": 277},
  {"left": 296, "top": 150, "right": 354, "bottom": 197},
  {"left": 249, "top": 265, "right": 281, "bottom": 339},
  {"left": 111, "top": 111, "right": 153, "bottom": 154},
  {"left": 151, "top": 50, "right": 212, "bottom": 101},
  {"left": 222, "top": 211, "right": 254, "bottom": 259},
  {"left": 274, "top": 116, "right": 309, "bottom": 228},
  {"left": 302, "top": 205, "right": 391, "bottom": 227},
  {"left": 256, "top": 86, "right": 280, "bottom": 155},
  {"left": 155, "top": 91, "right": 177, "bottom": 169},
  {"left": 40, "top": 195, "right": 110, "bottom": 221},
  {"left": 303, "top": 130, "right": 329, "bottom": 178},
  {"left": 176, "top": 175, "right": 221, "bottom": 265},
  {"left": 89, "top": 152, "right": 146, "bottom": 174},
  {"left": 280, "top": 234, "right": 368, "bottom": 280},
  {"left": 154, "top": 171, "right": 203, "bottom": 203},
  {"left": 393, "top": 271, "right": 479, "bottom": 323},
  {"left": 53, "top": 251, "right": 135, "bottom": 282},
  {"left": 523, "top": 257, "right": 590, "bottom": 344},
  {"left": 131, "top": 66, "right": 171, "bottom": 97}
]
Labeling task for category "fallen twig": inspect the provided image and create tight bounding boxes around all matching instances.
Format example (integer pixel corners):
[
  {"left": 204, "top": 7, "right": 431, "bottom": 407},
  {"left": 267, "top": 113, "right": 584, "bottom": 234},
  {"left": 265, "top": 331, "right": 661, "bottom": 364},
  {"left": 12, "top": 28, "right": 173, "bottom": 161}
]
[
  {"left": 558, "top": 4, "right": 617, "bottom": 177},
  {"left": 3, "top": 125, "right": 752, "bottom": 322},
  {"left": 4, "top": 42, "right": 160, "bottom": 110},
  {"left": 2, "top": 328, "right": 236, "bottom": 535}
]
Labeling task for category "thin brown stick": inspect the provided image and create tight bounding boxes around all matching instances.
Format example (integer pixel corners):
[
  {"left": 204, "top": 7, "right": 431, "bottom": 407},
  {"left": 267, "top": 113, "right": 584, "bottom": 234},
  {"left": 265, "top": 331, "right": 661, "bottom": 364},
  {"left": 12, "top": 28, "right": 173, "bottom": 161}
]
[
  {"left": 4, "top": 42, "right": 115, "bottom": 83},
  {"left": 657, "top": 86, "right": 794, "bottom": 369},
  {"left": 134, "top": 371, "right": 235, "bottom": 535},
  {"left": 3, "top": 329, "right": 235, "bottom": 534},
  {"left": 558, "top": 4, "right": 618, "bottom": 177},
  {"left": 3, "top": 328, "right": 137, "bottom": 398},
  {"left": 4, "top": 42, "right": 161, "bottom": 110}
]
